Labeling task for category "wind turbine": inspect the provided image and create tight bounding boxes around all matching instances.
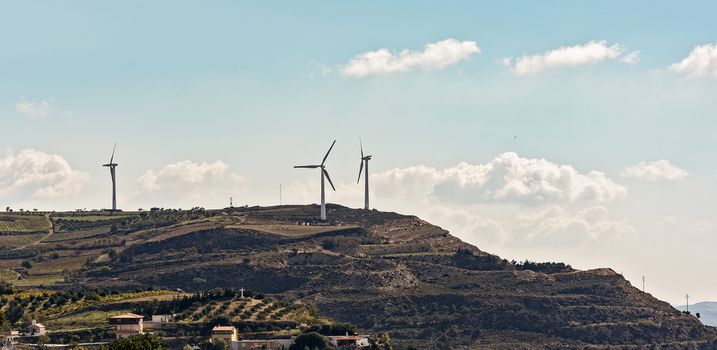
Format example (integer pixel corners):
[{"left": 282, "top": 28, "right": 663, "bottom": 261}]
[
  {"left": 356, "top": 138, "right": 372, "bottom": 210},
  {"left": 102, "top": 143, "right": 118, "bottom": 211},
  {"left": 294, "top": 140, "right": 336, "bottom": 221}
]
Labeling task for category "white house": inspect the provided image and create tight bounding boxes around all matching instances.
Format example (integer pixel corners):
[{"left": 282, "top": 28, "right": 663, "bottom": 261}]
[
  {"left": 27, "top": 320, "right": 46, "bottom": 336},
  {"left": 328, "top": 335, "right": 370, "bottom": 348},
  {"left": 109, "top": 313, "right": 144, "bottom": 338},
  {"left": 211, "top": 325, "right": 238, "bottom": 344}
]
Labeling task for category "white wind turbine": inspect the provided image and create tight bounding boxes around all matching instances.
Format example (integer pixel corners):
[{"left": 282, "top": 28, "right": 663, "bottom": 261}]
[
  {"left": 356, "top": 138, "right": 372, "bottom": 210},
  {"left": 102, "top": 143, "right": 119, "bottom": 211},
  {"left": 294, "top": 140, "right": 336, "bottom": 220}
]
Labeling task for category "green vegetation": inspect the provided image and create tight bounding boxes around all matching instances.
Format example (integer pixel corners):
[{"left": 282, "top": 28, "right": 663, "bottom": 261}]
[
  {"left": 289, "top": 332, "right": 332, "bottom": 350},
  {"left": 101, "top": 333, "right": 166, "bottom": 350}
]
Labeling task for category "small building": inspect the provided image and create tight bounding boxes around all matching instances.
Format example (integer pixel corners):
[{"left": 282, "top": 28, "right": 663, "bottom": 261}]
[
  {"left": 109, "top": 313, "right": 144, "bottom": 338},
  {"left": 150, "top": 314, "right": 173, "bottom": 323},
  {"left": 27, "top": 319, "right": 46, "bottom": 336},
  {"left": 211, "top": 325, "right": 238, "bottom": 344},
  {"left": 328, "top": 335, "right": 370, "bottom": 349}
]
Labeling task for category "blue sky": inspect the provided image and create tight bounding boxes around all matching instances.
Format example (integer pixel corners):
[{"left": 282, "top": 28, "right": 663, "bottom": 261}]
[{"left": 2, "top": 1, "right": 717, "bottom": 305}]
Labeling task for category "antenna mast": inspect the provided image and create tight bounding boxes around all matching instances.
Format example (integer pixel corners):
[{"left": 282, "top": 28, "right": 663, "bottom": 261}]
[{"left": 686, "top": 294, "right": 690, "bottom": 313}]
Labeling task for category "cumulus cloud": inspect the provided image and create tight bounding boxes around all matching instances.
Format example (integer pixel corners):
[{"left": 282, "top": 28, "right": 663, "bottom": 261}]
[
  {"left": 517, "top": 206, "right": 635, "bottom": 244},
  {"left": 134, "top": 160, "right": 246, "bottom": 207},
  {"left": 622, "top": 50, "right": 641, "bottom": 64},
  {"left": 138, "top": 160, "right": 231, "bottom": 191},
  {"left": 505, "top": 40, "right": 635, "bottom": 75},
  {"left": 621, "top": 160, "right": 688, "bottom": 181},
  {"left": 689, "top": 220, "right": 713, "bottom": 236},
  {"left": 16, "top": 98, "right": 53, "bottom": 117},
  {"left": 375, "top": 152, "right": 626, "bottom": 205},
  {"left": 0, "top": 149, "right": 90, "bottom": 199},
  {"left": 669, "top": 41, "right": 717, "bottom": 77},
  {"left": 340, "top": 39, "right": 480, "bottom": 77}
]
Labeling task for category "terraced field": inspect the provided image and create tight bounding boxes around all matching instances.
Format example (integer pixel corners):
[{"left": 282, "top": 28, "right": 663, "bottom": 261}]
[
  {"left": 225, "top": 223, "right": 357, "bottom": 237},
  {"left": 0, "top": 214, "right": 48, "bottom": 233},
  {"left": 177, "top": 296, "right": 307, "bottom": 323}
]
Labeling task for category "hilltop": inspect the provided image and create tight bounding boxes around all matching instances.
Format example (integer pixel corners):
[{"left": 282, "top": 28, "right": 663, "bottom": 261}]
[
  {"left": 677, "top": 302, "right": 717, "bottom": 328},
  {"left": 1, "top": 205, "right": 716, "bottom": 349}
]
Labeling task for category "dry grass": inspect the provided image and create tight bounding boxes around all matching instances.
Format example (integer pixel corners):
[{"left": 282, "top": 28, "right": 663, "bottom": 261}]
[
  {"left": 0, "top": 233, "right": 48, "bottom": 249},
  {"left": 13, "top": 274, "right": 64, "bottom": 287},
  {"left": 29, "top": 255, "right": 89, "bottom": 275},
  {"left": 227, "top": 224, "right": 356, "bottom": 237},
  {"left": 0, "top": 214, "right": 48, "bottom": 233},
  {"left": 53, "top": 215, "right": 131, "bottom": 221}
]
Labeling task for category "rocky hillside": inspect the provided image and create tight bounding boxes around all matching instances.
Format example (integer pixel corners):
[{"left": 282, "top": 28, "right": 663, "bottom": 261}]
[{"left": 2, "top": 206, "right": 716, "bottom": 349}]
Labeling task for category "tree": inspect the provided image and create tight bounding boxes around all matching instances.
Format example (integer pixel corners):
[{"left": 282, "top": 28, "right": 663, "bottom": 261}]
[
  {"left": 102, "top": 333, "right": 166, "bottom": 350},
  {"left": 207, "top": 315, "right": 231, "bottom": 329},
  {"left": 321, "top": 239, "right": 338, "bottom": 250},
  {"left": 22, "top": 260, "right": 33, "bottom": 269},
  {"left": 289, "top": 332, "right": 332, "bottom": 350},
  {"left": 210, "top": 339, "right": 227, "bottom": 350},
  {"left": 0, "top": 312, "right": 10, "bottom": 331}
]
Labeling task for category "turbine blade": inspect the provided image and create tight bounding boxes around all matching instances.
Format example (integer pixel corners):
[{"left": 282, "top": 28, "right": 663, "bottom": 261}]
[
  {"left": 360, "top": 137, "right": 364, "bottom": 158},
  {"left": 357, "top": 161, "right": 364, "bottom": 184},
  {"left": 110, "top": 143, "right": 116, "bottom": 164},
  {"left": 294, "top": 165, "right": 320, "bottom": 168},
  {"left": 321, "top": 140, "right": 336, "bottom": 166},
  {"left": 323, "top": 169, "right": 336, "bottom": 191}
]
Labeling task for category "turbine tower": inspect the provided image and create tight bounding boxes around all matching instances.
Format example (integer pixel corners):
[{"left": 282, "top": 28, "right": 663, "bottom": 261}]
[
  {"left": 294, "top": 140, "right": 336, "bottom": 221},
  {"left": 102, "top": 143, "right": 118, "bottom": 211},
  {"left": 356, "top": 138, "right": 372, "bottom": 210}
]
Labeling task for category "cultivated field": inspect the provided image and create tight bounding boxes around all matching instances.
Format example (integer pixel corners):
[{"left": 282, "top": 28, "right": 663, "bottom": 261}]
[{"left": 0, "top": 214, "right": 48, "bottom": 233}]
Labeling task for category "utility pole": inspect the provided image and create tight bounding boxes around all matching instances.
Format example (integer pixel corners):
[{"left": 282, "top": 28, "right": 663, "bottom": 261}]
[
  {"left": 280, "top": 183, "right": 282, "bottom": 205},
  {"left": 642, "top": 276, "right": 645, "bottom": 293},
  {"left": 686, "top": 294, "right": 690, "bottom": 313},
  {"left": 230, "top": 197, "right": 233, "bottom": 208}
]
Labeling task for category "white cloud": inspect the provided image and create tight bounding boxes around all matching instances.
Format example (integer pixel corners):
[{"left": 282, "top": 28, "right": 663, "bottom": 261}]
[
  {"left": 138, "top": 160, "right": 239, "bottom": 191},
  {"left": 134, "top": 160, "right": 246, "bottom": 207},
  {"left": 506, "top": 40, "right": 634, "bottom": 75},
  {"left": 340, "top": 39, "right": 480, "bottom": 77},
  {"left": 517, "top": 206, "right": 635, "bottom": 244},
  {"left": 622, "top": 50, "right": 641, "bottom": 64},
  {"left": 0, "top": 149, "right": 90, "bottom": 199},
  {"left": 621, "top": 160, "right": 688, "bottom": 181},
  {"left": 375, "top": 152, "right": 626, "bottom": 205},
  {"left": 669, "top": 41, "right": 717, "bottom": 77},
  {"left": 689, "top": 220, "right": 713, "bottom": 236},
  {"left": 16, "top": 98, "right": 53, "bottom": 117}
]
